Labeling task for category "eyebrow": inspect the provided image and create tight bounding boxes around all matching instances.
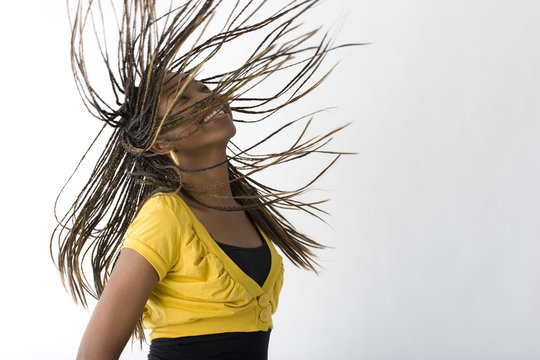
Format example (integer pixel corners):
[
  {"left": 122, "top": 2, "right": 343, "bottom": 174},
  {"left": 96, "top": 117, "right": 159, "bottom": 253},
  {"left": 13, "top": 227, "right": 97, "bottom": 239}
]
[
  {"left": 162, "top": 82, "right": 187, "bottom": 95},
  {"left": 161, "top": 75, "right": 194, "bottom": 95}
]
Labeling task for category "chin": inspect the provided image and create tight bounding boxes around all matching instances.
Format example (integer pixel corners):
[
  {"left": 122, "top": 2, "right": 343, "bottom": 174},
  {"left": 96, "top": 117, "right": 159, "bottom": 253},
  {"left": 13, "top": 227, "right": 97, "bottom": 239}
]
[
  {"left": 198, "top": 123, "right": 236, "bottom": 148},
  {"left": 202, "top": 116, "right": 236, "bottom": 137}
]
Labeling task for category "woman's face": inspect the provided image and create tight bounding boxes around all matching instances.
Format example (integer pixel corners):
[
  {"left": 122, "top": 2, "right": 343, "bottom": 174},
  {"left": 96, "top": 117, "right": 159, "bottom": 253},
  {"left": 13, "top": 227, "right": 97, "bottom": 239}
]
[{"left": 155, "top": 73, "right": 236, "bottom": 156}]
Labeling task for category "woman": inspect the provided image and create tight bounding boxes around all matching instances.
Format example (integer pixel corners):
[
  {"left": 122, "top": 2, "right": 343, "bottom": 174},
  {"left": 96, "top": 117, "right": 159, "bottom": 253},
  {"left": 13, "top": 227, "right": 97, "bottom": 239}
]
[{"left": 51, "top": 1, "right": 363, "bottom": 359}]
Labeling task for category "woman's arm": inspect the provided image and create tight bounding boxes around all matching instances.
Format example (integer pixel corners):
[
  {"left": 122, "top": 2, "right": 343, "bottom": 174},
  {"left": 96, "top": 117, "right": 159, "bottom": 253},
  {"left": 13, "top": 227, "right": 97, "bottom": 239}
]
[{"left": 76, "top": 248, "right": 159, "bottom": 360}]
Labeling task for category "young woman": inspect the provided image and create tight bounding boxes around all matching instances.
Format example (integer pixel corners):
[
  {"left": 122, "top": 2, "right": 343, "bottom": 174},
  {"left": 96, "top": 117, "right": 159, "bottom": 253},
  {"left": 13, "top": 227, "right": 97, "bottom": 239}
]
[
  {"left": 75, "top": 72, "right": 285, "bottom": 360},
  {"left": 51, "top": 1, "right": 363, "bottom": 359}
]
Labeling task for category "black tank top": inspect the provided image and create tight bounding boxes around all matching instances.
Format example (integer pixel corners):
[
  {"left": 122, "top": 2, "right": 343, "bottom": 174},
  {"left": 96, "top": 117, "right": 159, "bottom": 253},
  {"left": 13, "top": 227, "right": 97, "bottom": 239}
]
[
  {"left": 148, "top": 227, "right": 272, "bottom": 360},
  {"left": 215, "top": 235, "right": 271, "bottom": 287}
]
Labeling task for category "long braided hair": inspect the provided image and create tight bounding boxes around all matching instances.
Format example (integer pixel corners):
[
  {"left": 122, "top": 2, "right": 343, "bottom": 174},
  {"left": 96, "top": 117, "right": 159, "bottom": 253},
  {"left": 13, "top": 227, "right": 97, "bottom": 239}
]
[{"left": 50, "top": 0, "right": 367, "bottom": 343}]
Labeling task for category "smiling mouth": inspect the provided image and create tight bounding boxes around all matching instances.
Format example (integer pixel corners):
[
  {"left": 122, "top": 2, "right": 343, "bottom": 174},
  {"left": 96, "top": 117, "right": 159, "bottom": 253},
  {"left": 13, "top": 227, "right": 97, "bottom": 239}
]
[{"left": 202, "top": 106, "right": 227, "bottom": 123}]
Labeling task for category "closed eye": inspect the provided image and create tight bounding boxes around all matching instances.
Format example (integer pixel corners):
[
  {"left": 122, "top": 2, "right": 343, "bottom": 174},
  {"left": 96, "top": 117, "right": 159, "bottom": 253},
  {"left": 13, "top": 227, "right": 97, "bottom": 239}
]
[
  {"left": 200, "top": 84, "right": 211, "bottom": 93},
  {"left": 175, "top": 94, "right": 188, "bottom": 102}
]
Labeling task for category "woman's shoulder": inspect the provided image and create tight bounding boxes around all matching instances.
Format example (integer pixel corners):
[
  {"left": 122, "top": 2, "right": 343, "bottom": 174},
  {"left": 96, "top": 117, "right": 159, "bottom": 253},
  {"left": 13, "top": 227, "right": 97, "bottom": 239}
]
[
  {"left": 123, "top": 192, "right": 191, "bottom": 280},
  {"left": 134, "top": 191, "right": 193, "bottom": 225},
  {"left": 125, "top": 191, "right": 194, "bottom": 246}
]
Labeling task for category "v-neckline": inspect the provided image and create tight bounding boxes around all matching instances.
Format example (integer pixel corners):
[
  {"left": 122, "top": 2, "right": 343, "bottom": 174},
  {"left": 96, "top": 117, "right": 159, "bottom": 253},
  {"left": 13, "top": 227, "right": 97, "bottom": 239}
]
[{"left": 169, "top": 193, "right": 281, "bottom": 297}]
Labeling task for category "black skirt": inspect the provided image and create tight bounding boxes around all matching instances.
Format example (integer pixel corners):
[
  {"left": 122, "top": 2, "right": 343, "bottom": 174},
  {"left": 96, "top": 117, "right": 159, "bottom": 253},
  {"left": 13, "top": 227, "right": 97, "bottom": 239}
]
[{"left": 148, "top": 329, "right": 271, "bottom": 360}]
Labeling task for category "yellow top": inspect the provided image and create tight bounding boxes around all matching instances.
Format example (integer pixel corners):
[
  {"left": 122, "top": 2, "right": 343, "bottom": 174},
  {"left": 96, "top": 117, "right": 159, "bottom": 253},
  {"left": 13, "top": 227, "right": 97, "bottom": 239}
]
[{"left": 121, "top": 192, "right": 285, "bottom": 340}]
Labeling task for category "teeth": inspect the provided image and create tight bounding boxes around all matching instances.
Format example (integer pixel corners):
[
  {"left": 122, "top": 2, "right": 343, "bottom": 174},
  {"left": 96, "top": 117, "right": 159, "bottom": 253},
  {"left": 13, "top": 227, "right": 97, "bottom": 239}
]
[{"left": 203, "top": 108, "right": 225, "bottom": 123}]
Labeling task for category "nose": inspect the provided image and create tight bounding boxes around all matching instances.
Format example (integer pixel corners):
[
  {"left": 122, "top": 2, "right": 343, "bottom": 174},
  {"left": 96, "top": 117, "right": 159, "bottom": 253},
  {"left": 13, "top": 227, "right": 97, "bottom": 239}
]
[
  {"left": 188, "top": 88, "right": 215, "bottom": 117},
  {"left": 193, "top": 90, "right": 211, "bottom": 103}
]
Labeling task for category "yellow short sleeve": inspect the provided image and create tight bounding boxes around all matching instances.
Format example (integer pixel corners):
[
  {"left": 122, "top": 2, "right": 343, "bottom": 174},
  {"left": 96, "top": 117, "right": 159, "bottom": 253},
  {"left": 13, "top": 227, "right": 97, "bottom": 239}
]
[{"left": 121, "top": 195, "right": 181, "bottom": 280}]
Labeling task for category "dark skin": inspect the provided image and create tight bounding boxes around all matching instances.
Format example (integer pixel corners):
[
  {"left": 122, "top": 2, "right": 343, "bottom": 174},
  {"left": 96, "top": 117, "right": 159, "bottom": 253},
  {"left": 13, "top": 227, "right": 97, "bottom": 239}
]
[{"left": 76, "top": 74, "right": 263, "bottom": 360}]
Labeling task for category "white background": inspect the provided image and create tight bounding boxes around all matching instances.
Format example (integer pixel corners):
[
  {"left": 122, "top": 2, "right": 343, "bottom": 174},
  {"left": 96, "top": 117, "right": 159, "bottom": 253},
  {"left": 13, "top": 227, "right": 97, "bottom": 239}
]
[{"left": 1, "top": 0, "right": 539, "bottom": 359}]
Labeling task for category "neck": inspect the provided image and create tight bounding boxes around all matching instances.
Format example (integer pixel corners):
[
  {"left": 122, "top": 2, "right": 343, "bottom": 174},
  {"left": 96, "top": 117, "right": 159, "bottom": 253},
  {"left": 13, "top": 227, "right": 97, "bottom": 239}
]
[{"left": 174, "top": 147, "right": 237, "bottom": 208}]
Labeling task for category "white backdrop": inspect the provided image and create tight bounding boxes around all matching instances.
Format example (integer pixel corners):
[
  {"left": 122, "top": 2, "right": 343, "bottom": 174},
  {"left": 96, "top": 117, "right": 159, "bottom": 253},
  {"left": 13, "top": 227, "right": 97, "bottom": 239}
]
[{"left": 1, "top": 0, "right": 539, "bottom": 359}]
